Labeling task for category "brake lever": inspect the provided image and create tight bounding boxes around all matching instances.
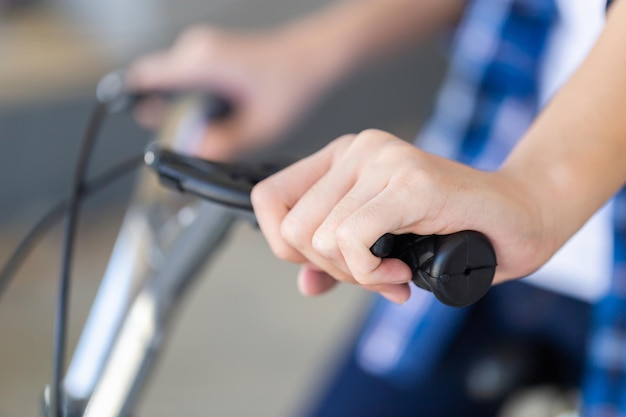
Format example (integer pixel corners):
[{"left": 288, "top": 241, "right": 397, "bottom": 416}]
[{"left": 145, "top": 144, "right": 497, "bottom": 307}]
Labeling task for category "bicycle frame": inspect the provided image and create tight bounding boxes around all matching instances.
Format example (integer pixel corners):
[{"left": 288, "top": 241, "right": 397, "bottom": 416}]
[{"left": 55, "top": 98, "right": 238, "bottom": 417}]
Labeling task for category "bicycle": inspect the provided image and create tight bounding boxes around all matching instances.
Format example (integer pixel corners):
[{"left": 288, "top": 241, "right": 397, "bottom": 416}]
[{"left": 9, "top": 71, "right": 575, "bottom": 417}]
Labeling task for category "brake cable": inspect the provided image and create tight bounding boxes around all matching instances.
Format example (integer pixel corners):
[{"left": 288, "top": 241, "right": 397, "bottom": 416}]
[
  {"left": 51, "top": 101, "right": 108, "bottom": 417},
  {"left": 0, "top": 70, "right": 233, "bottom": 417},
  {"left": 0, "top": 72, "right": 139, "bottom": 417},
  {"left": 0, "top": 155, "right": 143, "bottom": 304},
  {"left": 47, "top": 71, "right": 147, "bottom": 417}
]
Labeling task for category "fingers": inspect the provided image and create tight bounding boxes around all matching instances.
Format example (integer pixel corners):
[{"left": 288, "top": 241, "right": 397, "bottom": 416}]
[
  {"left": 126, "top": 50, "right": 204, "bottom": 132},
  {"left": 127, "top": 26, "right": 223, "bottom": 91},
  {"left": 363, "top": 282, "right": 411, "bottom": 304},
  {"left": 281, "top": 158, "right": 361, "bottom": 280},
  {"left": 297, "top": 264, "right": 337, "bottom": 295},
  {"left": 126, "top": 52, "right": 174, "bottom": 90},
  {"left": 126, "top": 29, "right": 249, "bottom": 158},
  {"left": 253, "top": 132, "right": 416, "bottom": 302},
  {"left": 195, "top": 120, "right": 247, "bottom": 161},
  {"left": 336, "top": 186, "right": 416, "bottom": 284},
  {"left": 311, "top": 177, "right": 386, "bottom": 265},
  {"left": 306, "top": 136, "right": 417, "bottom": 287},
  {"left": 132, "top": 95, "right": 170, "bottom": 130},
  {"left": 252, "top": 137, "right": 352, "bottom": 264},
  {"left": 307, "top": 180, "right": 414, "bottom": 289},
  {"left": 127, "top": 24, "right": 328, "bottom": 161},
  {"left": 297, "top": 264, "right": 410, "bottom": 304},
  {"left": 128, "top": 52, "right": 216, "bottom": 92}
]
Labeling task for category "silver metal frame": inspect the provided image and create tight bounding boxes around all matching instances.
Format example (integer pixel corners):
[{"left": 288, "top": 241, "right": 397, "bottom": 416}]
[{"left": 58, "top": 97, "right": 238, "bottom": 417}]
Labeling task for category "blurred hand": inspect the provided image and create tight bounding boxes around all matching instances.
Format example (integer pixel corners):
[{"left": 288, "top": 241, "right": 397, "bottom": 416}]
[
  {"left": 251, "top": 129, "right": 552, "bottom": 303},
  {"left": 127, "top": 25, "right": 336, "bottom": 160}
]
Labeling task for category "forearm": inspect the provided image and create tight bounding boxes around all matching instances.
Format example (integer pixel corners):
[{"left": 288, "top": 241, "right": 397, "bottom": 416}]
[
  {"left": 501, "top": 1, "right": 626, "bottom": 255},
  {"left": 277, "top": 0, "right": 465, "bottom": 87}
]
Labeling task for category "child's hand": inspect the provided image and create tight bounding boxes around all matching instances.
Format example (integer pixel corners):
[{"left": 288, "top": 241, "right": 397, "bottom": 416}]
[
  {"left": 127, "top": 25, "right": 338, "bottom": 160},
  {"left": 252, "top": 130, "right": 550, "bottom": 303}
]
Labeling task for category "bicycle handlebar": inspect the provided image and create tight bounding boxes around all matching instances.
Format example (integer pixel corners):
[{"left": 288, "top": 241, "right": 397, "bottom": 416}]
[
  {"left": 97, "top": 70, "right": 234, "bottom": 119},
  {"left": 145, "top": 144, "right": 497, "bottom": 307}
]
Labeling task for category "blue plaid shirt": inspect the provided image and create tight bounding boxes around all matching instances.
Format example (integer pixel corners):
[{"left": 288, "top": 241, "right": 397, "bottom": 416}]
[
  {"left": 586, "top": 0, "right": 626, "bottom": 405},
  {"left": 356, "top": 0, "right": 626, "bottom": 415},
  {"left": 585, "top": 198, "right": 626, "bottom": 416}
]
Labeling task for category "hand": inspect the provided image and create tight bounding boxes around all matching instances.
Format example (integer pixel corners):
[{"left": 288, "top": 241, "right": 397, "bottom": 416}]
[
  {"left": 127, "top": 25, "right": 337, "bottom": 160},
  {"left": 251, "top": 129, "right": 553, "bottom": 303}
]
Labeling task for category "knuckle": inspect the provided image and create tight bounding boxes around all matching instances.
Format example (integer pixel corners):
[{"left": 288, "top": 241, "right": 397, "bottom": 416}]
[
  {"left": 396, "top": 166, "right": 435, "bottom": 194},
  {"left": 250, "top": 180, "right": 271, "bottom": 210},
  {"left": 391, "top": 167, "right": 443, "bottom": 226},
  {"left": 334, "top": 223, "right": 352, "bottom": 248},
  {"left": 353, "top": 274, "right": 371, "bottom": 286},
  {"left": 336, "top": 133, "right": 358, "bottom": 143},
  {"left": 331, "top": 133, "right": 358, "bottom": 151},
  {"left": 350, "top": 267, "right": 374, "bottom": 286},
  {"left": 311, "top": 231, "right": 340, "bottom": 261},
  {"left": 356, "top": 128, "right": 392, "bottom": 145},
  {"left": 348, "top": 129, "right": 401, "bottom": 161},
  {"left": 334, "top": 224, "right": 381, "bottom": 286},
  {"left": 358, "top": 128, "right": 384, "bottom": 139},
  {"left": 374, "top": 139, "right": 411, "bottom": 165},
  {"left": 280, "top": 215, "right": 309, "bottom": 249}
]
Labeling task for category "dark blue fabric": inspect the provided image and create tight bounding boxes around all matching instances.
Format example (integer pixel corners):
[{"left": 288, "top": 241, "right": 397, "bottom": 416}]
[
  {"left": 583, "top": 188, "right": 626, "bottom": 416},
  {"left": 354, "top": 0, "right": 560, "bottom": 388},
  {"left": 306, "top": 283, "right": 590, "bottom": 417}
]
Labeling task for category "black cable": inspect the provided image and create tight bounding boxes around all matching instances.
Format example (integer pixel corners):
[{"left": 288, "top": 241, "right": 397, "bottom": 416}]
[
  {"left": 6, "top": 69, "right": 194, "bottom": 416},
  {"left": 51, "top": 103, "right": 108, "bottom": 417},
  {"left": 0, "top": 154, "right": 144, "bottom": 303},
  {"left": 0, "top": 69, "right": 148, "bottom": 416}
]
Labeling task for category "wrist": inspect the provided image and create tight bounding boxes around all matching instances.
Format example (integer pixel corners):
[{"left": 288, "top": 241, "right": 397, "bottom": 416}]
[{"left": 496, "top": 161, "right": 565, "bottom": 269}]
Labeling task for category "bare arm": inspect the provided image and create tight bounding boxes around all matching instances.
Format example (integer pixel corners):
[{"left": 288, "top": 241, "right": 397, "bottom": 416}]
[
  {"left": 128, "top": 0, "right": 465, "bottom": 159},
  {"left": 500, "top": 0, "right": 626, "bottom": 264},
  {"left": 282, "top": 0, "right": 466, "bottom": 85}
]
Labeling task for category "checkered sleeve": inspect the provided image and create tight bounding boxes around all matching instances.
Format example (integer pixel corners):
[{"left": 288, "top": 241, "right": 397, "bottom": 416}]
[{"left": 583, "top": 188, "right": 626, "bottom": 417}]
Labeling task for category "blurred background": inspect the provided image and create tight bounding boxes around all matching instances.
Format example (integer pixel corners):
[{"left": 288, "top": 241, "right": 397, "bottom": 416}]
[{"left": 0, "top": 0, "right": 445, "bottom": 415}]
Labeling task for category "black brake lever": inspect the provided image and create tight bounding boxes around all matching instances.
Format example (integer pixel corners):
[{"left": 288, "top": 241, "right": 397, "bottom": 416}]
[
  {"left": 145, "top": 144, "right": 497, "bottom": 307},
  {"left": 144, "top": 143, "right": 285, "bottom": 210}
]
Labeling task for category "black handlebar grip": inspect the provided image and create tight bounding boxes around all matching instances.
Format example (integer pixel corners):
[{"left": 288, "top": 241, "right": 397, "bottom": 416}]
[{"left": 370, "top": 231, "right": 496, "bottom": 307}]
